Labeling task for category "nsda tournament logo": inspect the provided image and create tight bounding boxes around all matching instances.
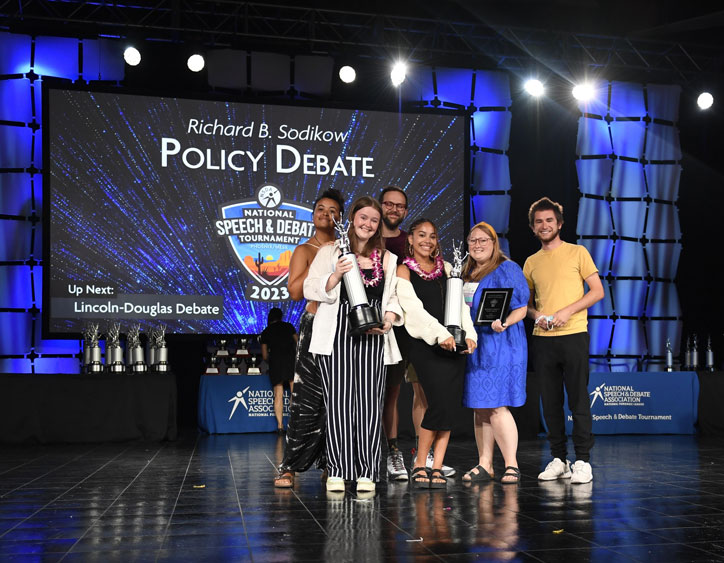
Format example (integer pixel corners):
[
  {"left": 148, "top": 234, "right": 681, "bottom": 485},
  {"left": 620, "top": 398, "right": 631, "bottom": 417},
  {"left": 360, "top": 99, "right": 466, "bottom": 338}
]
[{"left": 216, "top": 184, "right": 315, "bottom": 301}]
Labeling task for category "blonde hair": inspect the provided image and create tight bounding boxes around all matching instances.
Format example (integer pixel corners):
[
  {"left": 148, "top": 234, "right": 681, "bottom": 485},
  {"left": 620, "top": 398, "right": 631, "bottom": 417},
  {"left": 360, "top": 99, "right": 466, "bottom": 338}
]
[{"left": 461, "top": 222, "right": 508, "bottom": 282}]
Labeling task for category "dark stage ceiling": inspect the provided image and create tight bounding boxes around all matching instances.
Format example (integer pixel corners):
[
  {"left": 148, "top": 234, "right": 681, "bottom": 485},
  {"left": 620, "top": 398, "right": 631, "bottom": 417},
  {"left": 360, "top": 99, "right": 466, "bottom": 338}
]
[{"left": 1, "top": 0, "right": 723, "bottom": 85}]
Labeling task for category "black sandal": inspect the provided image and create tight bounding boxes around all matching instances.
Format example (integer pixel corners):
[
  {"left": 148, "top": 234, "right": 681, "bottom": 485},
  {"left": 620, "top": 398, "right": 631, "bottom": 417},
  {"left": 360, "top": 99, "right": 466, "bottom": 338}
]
[
  {"left": 462, "top": 464, "right": 494, "bottom": 482},
  {"left": 429, "top": 468, "right": 447, "bottom": 489},
  {"left": 410, "top": 466, "right": 430, "bottom": 489},
  {"left": 500, "top": 466, "right": 521, "bottom": 484}
]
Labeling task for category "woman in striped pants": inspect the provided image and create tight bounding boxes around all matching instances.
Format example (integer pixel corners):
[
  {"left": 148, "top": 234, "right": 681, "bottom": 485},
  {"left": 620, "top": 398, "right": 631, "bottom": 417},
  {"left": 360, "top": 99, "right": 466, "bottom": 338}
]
[{"left": 304, "top": 196, "right": 402, "bottom": 495}]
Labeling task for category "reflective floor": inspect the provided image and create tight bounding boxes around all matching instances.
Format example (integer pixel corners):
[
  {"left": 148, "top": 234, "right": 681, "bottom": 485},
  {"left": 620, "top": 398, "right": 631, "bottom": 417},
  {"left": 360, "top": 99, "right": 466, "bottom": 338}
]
[{"left": 2, "top": 433, "right": 724, "bottom": 562}]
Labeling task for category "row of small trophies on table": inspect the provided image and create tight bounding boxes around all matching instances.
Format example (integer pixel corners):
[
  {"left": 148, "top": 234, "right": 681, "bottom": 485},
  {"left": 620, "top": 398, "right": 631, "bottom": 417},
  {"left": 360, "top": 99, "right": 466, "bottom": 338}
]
[
  {"left": 204, "top": 338, "right": 264, "bottom": 375},
  {"left": 669, "top": 334, "right": 717, "bottom": 371},
  {"left": 82, "top": 322, "right": 170, "bottom": 374}
]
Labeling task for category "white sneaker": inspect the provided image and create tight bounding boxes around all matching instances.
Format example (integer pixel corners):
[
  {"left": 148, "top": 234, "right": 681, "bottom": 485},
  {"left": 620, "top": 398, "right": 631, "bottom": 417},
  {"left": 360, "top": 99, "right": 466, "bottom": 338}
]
[
  {"left": 356, "top": 477, "right": 376, "bottom": 493},
  {"left": 326, "top": 476, "right": 345, "bottom": 492},
  {"left": 387, "top": 449, "right": 409, "bottom": 481},
  {"left": 415, "top": 449, "right": 456, "bottom": 477},
  {"left": 570, "top": 460, "right": 593, "bottom": 484},
  {"left": 537, "top": 458, "right": 572, "bottom": 481}
]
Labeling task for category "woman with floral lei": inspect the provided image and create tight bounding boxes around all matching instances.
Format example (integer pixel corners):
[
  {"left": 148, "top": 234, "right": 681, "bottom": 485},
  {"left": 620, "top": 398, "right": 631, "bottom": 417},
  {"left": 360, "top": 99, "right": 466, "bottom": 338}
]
[
  {"left": 304, "top": 195, "right": 402, "bottom": 495},
  {"left": 396, "top": 218, "right": 477, "bottom": 489}
]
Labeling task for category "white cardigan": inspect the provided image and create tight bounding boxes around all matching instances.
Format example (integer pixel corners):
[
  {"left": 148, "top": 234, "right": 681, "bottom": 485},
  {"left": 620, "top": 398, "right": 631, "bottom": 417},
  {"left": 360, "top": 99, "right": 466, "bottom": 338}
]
[
  {"left": 396, "top": 262, "right": 477, "bottom": 346},
  {"left": 303, "top": 242, "right": 403, "bottom": 365}
]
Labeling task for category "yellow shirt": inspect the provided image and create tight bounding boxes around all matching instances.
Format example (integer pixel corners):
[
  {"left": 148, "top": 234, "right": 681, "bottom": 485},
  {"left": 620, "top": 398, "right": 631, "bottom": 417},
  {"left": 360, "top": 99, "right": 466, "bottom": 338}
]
[{"left": 523, "top": 241, "right": 598, "bottom": 337}]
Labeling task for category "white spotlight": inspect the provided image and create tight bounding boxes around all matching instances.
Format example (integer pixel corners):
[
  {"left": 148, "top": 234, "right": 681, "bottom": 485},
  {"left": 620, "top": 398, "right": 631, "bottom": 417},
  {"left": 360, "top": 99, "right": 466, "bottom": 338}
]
[
  {"left": 697, "top": 91, "right": 714, "bottom": 110},
  {"left": 524, "top": 79, "right": 544, "bottom": 97},
  {"left": 187, "top": 54, "right": 205, "bottom": 73},
  {"left": 390, "top": 62, "right": 407, "bottom": 87},
  {"left": 572, "top": 83, "right": 595, "bottom": 101},
  {"left": 123, "top": 46, "right": 141, "bottom": 67},
  {"left": 339, "top": 65, "right": 356, "bottom": 84}
]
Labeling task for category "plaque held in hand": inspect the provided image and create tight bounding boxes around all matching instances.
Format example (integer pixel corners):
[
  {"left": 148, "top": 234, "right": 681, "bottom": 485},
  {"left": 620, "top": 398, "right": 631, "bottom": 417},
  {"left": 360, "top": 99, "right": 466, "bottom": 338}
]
[{"left": 334, "top": 219, "right": 383, "bottom": 336}]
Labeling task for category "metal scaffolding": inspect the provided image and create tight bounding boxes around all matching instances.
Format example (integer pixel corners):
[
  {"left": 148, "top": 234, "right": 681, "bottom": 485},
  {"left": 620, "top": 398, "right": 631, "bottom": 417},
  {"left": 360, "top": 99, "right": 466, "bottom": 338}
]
[{"left": 2, "top": 0, "right": 723, "bottom": 82}]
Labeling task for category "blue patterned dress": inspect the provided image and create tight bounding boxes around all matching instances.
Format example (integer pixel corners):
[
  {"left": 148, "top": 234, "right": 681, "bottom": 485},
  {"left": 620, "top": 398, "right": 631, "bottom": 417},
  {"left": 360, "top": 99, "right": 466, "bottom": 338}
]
[{"left": 463, "top": 260, "right": 529, "bottom": 408}]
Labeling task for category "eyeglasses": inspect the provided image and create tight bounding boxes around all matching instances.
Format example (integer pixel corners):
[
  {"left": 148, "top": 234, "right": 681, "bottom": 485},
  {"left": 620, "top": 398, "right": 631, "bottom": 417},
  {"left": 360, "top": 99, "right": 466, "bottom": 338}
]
[
  {"left": 468, "top": 237, "right": 493, "bottom": 246},
  {"left": 381, "top": 201, "right": 407, "bottom": 211}
]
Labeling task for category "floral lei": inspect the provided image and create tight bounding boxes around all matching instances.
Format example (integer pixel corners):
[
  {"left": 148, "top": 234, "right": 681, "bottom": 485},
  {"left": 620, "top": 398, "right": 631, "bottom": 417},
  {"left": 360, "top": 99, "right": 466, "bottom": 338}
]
[
  {"left": 359, "top": 248, "right": 384, "bottom": 287},
  {"left": 403, "top": 255, "right": 444, "bottom": 281}
]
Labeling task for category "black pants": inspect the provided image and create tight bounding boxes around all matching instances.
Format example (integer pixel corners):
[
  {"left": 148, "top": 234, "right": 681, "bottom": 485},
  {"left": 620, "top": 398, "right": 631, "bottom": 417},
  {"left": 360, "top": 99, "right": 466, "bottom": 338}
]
[
  {"left": 279, "top": 311, "right": 326, "bottom": 473},
  {"left": 533, "top": 332, "right": 594, "bottom": 462}
]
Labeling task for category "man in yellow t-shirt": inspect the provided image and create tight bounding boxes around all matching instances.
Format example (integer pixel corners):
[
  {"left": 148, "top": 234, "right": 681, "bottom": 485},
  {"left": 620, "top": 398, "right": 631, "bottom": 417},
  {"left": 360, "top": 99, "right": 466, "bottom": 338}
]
[{"left": 523, "top": 197, "right": 604, "bottom": 485}]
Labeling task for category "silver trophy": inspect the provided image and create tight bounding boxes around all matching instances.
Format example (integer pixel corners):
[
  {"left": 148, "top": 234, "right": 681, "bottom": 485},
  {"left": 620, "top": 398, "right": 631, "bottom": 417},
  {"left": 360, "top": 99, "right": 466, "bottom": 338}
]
[
  {"left": 153, "top": 324, "right": 170, "bottom": 372},
  {"left": 443, "top": 241, "right": 469, "bottom": 352},
  {"left": 127, "top": 324, "right": 147, "bottom": 373},
  {"left": 147, "top": 326, "right": 157, "bottom": 368},
  {"left": 236, "top": 337, "right": 250, "bottom": 357},
  {"left": 216, "top": 339, "right": 230, "bottom": 357},
  {"left": 227, "top": 355, "right": 241, "bottom": 375},
  {"left": 106, "top": 323, "right": 125, "bottom": 373},
  {"left": 205, "top": 354, "right": 220, "bottom": 374},
  {"left": 83, "top": 323, "right": 103, "bottom": 373},
  {"left": 706, "top": 335, "right": 715, "bottom": 372},
  {"left": 684, "top": 335, "right": 692, "bottom": 370},
  {"left": 334, "top": 218, "right": 383, "bottom": 335},
  {"left": 665, "top": 338, "right": 673, "bottom": 372},
  {"left": 691, "top": 334, "right": 699, "bottom": 370},
  {"left": 246, "top": 354, "right": 261, "bottom": 375}
]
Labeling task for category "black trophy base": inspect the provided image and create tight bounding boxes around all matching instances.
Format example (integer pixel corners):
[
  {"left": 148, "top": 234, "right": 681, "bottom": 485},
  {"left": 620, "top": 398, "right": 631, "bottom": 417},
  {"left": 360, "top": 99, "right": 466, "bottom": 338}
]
[
  {"left": 446, "top": 325, "right": 468, "bottom": 353},
  {"left": 348, "top": 305, "right": 383, "bottom": 336}
]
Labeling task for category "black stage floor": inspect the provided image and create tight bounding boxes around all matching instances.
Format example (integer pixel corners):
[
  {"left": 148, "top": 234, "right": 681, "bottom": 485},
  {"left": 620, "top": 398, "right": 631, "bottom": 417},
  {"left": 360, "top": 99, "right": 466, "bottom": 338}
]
[{"left": 2, "top": 433, "right": 724, "bottom": 562}]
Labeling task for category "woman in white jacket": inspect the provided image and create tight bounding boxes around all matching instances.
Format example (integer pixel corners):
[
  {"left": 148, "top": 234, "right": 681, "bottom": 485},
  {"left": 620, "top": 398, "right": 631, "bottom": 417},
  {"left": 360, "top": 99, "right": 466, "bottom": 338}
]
[
  {"left": 304, "top": 196, "right": 402, "bottom": 495},
  {"left": 396, "top": 217, "right": 477, "bottom": 488}
]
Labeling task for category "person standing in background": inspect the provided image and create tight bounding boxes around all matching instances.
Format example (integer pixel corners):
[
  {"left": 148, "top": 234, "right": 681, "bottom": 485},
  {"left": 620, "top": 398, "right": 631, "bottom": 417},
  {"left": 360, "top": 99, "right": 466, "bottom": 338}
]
[
  {"left": 260, "top": 307, "right": 298, "bottom": 434},
  {"left": 379, "top": 186, "right": 411, "bottom": 482}
]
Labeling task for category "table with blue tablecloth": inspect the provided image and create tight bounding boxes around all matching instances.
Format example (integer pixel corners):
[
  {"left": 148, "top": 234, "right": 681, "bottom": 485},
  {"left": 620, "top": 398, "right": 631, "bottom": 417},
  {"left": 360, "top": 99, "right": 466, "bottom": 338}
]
[
  {"left": 561, "top": 371, "right": 699, "bottom": 434},
  {"left": 198, "top": 374, "right": 290, "bottom": 433}
]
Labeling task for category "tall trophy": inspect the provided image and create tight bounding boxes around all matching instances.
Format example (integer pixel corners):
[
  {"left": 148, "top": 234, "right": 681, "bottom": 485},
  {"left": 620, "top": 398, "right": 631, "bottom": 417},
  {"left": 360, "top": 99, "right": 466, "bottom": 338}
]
[
  {"left": 147, "top": 326, "right": 158, "bottom": 368},
  {"left": 443, "top": 241, "right": 469, "bottom": 352},
  {"left": 665, "top": 338, "right": 673, "bottom": 373},
  {"left": 128, "top": 324, "right": 147, "bottom": 373},
  {"left": 683, "top": 335, "right": 692, "bottom": 370},
  {"left": 334, "top": 218, "right": 383, "bottom": 335},
  {"left": 83, "top": 323, "right": 103, "bottom": 373},
  {"left": 705, "top": 335, "right": 715, "bottom": 372},
  {"left": 691, "top": 334, "right": 699, "bottom": 370},
  {"left": 153, "top": 324, "right": 170, "bottom": 372},
  {"left": 106, "top": 323, "right": 125, "bottom": 373}
]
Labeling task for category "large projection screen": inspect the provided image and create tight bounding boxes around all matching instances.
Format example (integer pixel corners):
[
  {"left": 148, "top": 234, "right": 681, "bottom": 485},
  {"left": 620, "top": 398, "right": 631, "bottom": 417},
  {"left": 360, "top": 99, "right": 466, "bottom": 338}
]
[{"left": 44, "top": 88, "right": 467, "bottom": 336}]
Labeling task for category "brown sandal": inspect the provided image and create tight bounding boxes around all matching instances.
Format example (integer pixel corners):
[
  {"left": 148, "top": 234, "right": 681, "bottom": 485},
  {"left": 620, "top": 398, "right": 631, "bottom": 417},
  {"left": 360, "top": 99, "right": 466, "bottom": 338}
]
[{"left": 274, "top": 471, "right": 295, "bottom": 488}]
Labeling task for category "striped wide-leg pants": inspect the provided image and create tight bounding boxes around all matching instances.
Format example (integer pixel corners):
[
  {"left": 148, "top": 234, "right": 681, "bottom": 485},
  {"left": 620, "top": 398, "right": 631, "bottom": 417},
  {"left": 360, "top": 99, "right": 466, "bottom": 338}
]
[
  {"left": 317, "top": 299, "right": 386, "bottom": 482},
  {"left": 278, "top": 311, "right": 327, "bottom": 473}
]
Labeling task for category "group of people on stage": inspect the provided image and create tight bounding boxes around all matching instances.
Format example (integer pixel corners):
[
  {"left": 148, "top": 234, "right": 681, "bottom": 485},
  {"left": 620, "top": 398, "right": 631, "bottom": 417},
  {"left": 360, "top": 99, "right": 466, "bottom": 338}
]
[{"left": 267, "top": 186, "right": 603, "bottom": 495}]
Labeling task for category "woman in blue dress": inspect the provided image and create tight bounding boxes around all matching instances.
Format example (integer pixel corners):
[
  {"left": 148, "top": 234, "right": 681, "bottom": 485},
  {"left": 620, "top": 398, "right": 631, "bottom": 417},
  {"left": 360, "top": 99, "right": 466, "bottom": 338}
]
[{"left": 461, "top": 221, "right": 529, "bottom": 484}]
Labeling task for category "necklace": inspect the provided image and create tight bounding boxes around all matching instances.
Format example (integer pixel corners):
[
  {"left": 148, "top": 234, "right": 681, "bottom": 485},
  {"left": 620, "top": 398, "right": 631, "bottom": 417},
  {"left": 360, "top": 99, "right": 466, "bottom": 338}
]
[
  {"left": 403, "top": 255, "right": 444, "bottom": 281},
  {"left": 358, "top": 249, "right": 383, "bottom": 287}
]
